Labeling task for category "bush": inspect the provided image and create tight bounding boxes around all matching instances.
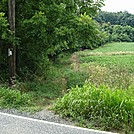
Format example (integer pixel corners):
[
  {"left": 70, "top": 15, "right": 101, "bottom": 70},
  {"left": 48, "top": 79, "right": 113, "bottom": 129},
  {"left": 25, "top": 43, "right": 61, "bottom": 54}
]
[
  {"left": 0, "top": 87, "right": 33, "bottom": 108},
  {"left": 53, "top": 83, "right": 134, "bottom": 132}
]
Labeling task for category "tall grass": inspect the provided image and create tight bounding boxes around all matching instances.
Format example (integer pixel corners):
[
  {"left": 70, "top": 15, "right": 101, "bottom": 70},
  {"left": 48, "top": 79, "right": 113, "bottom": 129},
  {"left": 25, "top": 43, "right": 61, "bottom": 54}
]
[
  {"left": 53, "top": 42, "right": 134, "bottom": 133},
  {"left": 0, "top": 87, "right": 33, "bottom": 108},
  {"left": 53, "top": 83, "right": 134, "bottom": 133},
  {"left": 80, "top": 63, "right": 134, "bottom": 89},
  {"left": 79, "top": 55, "right": 134, "bottom": 72}
]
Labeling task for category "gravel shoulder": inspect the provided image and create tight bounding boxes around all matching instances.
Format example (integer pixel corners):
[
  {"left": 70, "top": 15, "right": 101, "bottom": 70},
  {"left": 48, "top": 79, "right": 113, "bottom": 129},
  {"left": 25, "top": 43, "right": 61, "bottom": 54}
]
[{"left": 0, "top": 108, "right": 74, "bottom": 126}]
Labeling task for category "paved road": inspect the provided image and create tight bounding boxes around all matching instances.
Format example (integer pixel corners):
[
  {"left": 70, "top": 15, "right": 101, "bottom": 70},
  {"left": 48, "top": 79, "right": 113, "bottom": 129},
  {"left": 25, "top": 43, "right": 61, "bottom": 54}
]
[{"left": 0, "top": 112, "right": 117, "bottom": 134}]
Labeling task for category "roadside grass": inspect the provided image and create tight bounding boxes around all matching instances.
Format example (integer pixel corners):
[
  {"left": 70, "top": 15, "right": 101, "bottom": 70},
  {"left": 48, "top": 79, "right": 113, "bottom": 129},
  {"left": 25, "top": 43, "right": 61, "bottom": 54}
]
[
  {"left": 52, "top": 42, "right": 134, "bottom": 133},
  {"left": 0, "top": 86, "right": 33, "bottom": 109},
  {"left": 53, "top": 83, "right": 134, "bottom": 133}
]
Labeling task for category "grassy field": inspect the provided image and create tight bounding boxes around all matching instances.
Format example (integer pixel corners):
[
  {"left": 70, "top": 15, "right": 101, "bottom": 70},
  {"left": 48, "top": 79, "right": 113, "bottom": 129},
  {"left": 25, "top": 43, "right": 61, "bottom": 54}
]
[
  {"left": 53, "top": 42, "right": 134, "bottom": 133},
  {"left": 1, "top": 42, "right": 134, "bottom": 107},
  {"left": 87, "top": 42, "right": 134, "bottom": 52},
  {"left": 78, "top": 42, "right": 134, "bottom": 71}
]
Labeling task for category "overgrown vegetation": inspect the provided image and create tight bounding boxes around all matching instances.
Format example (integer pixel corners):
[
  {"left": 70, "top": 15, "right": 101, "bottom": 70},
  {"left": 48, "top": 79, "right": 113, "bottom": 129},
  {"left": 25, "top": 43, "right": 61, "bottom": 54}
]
[
  {"left": 52, "top": 42, "right": 134, "bottom": 133},
  {"left": 0, "top": 87, "right": 33, "bottom": 109},
  {"left": 53, "top": 83, "right": 134, "bottom": 133},
  {"left": 14, "top": 42, "right": 133, "bottom": 133},
  {"left": 0, "top": 0, "right": 105, "bottom": 81}
]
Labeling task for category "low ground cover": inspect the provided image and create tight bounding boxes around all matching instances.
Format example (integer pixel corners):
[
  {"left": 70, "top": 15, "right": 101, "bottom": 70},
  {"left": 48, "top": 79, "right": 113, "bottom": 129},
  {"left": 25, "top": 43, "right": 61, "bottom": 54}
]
[{"left": 0, "top": 86, "right": 33, "bottom": 109}]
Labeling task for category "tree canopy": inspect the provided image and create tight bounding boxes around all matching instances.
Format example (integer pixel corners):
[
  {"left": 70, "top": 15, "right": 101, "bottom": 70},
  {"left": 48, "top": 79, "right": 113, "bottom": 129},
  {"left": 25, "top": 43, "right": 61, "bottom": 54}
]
[
  {"left": 95, "top": 11, "right": 134, "bottom": 27},
  {"left": 0, "top": 0, "right": 105, "bottom": 81},
  {"left": 95, "top": 11, "right": 134, "bottom": 43}
]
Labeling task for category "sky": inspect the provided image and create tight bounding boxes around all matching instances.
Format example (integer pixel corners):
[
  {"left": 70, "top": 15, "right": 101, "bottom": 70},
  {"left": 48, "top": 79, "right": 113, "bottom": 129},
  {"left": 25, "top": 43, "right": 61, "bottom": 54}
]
[{"left": 101, "top": 0, "right": 134, "bottom": 14}]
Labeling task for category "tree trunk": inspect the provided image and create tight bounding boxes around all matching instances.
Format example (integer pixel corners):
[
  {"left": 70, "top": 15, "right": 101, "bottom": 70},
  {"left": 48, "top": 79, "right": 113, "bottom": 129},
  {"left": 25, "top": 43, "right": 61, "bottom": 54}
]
[{"left": 8, "top": 0, "right": 16, "bottom": 87}]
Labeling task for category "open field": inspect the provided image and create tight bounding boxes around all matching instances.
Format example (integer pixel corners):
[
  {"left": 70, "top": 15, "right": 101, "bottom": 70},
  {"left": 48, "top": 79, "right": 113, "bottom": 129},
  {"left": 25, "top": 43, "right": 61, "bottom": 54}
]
[
  {"left": 77, "top": 42, "right": 134, "bottom": 72},
  {"left": 90, "top": 42, "right": 134, "bottom": 52}
]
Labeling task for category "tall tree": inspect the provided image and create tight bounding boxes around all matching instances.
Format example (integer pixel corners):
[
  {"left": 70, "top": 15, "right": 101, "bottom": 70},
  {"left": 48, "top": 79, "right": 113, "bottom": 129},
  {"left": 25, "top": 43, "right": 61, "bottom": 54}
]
[
  {"left": 8, "top": 0, "right": 16, "bottom": 86},
  {"left": 1, "top": 0, "right": 105, "bottom": 81}
]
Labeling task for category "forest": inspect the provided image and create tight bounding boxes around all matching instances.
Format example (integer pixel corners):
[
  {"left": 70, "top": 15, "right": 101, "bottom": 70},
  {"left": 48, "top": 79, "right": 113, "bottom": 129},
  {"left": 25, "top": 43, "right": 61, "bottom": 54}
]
[{"left": 95, "top": 11, "right": 134, "bottom": 42}]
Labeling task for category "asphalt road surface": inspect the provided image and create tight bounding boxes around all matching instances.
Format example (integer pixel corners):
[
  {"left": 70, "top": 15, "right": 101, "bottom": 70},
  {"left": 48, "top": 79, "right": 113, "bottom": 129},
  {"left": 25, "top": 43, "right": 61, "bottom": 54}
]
[{"left": 0, "top": 112, "right": 117, "bottom": 134}]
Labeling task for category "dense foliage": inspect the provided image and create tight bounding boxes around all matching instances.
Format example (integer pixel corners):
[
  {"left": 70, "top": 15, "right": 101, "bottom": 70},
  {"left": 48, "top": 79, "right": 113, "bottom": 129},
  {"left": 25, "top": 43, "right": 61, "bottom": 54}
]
[
  {"left": 0, "top": 12, "right": 9, "bottom": 81},
  {"left": 95, "top": 11, "right": 134, "bottom": 43},
  {"left": 95, "top": 11, "right": 134, "bottom": 27},
  {"left": 0, "top": 0, "right": 105, "bottom": 81},
  {"left": 0, "top": 86, "right": 33, "bottom": 108},
  {"left": 101, "top": 23, "right": 134, "bottom": 42},
  {"left": 53, "top": 83, "right": 134, "bottom": 132}
]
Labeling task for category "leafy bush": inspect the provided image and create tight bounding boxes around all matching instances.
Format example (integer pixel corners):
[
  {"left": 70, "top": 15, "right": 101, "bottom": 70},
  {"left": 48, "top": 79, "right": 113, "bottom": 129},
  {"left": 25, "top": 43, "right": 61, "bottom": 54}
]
[
  {"left": 53, "top": 83, "right": 134, "bottom": 132},
  {"left": 0, "top": 87, "right": 33, "bottom": 108}
]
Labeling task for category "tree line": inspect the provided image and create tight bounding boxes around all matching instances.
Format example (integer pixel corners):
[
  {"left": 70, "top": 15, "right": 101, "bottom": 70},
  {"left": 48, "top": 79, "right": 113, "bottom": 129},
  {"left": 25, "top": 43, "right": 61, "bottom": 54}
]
[
  {"left": 95, "top": 11, "right": 134, "bottom": 42},
  {"left": 95, "top": 11, "right": 134, "bottom": 27}
]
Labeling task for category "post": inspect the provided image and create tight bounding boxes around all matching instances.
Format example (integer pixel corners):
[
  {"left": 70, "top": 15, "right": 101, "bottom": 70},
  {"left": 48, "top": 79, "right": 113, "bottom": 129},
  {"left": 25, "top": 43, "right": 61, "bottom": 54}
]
[{"left": 8, "top": 0, "right": 16, "bottom": 87}]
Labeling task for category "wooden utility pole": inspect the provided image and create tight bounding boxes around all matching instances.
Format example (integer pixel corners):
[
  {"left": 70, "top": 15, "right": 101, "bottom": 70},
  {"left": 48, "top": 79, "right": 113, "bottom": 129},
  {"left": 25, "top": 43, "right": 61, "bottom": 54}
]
[{"left": 8, "top": 0, "right": 16, "bottom": 87}]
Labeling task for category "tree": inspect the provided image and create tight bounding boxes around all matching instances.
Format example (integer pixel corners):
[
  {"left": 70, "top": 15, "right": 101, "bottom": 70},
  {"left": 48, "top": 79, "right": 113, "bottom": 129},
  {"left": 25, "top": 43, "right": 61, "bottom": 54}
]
[
  {"left": 0, "top": 0, "right": 105, "bottom": 81},
  {"left": 8, "top": 0, "right": 16, "bottom": 86},
  {"left": 95, "top": 11, "right": 134, "bottom": 27}
]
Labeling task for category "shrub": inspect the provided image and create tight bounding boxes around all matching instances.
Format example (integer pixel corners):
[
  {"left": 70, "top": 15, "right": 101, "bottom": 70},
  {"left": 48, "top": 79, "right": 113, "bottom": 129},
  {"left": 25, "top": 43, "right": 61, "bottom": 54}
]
[
  {"left": 53, "top": 83, "right": 134, "bottom": 132},
  {"left": 0, "top": 87, "right": 33, "bottom": 108}
]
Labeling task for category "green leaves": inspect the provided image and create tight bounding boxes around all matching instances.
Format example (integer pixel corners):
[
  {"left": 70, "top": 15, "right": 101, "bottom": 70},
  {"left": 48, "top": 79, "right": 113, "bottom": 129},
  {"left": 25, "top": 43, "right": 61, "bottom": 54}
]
[
  {"left": 0, "top": 12, "right": 8, "bottom": 40},
  {"left": 0, "top": 87, "right": 33, "bottom": 108},
  {"left": 0, "top": 0, "right": 105, "bottom": 80},
  {"left": 75, "top": 13, "right": 106, "bottom": 49}
]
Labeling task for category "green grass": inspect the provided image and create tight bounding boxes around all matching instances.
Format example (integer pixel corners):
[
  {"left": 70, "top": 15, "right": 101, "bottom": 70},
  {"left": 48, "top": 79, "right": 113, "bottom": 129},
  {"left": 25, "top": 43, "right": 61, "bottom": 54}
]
[
  {"left": 0, "top": 87, "right": 33, "bottom": 109},
  {"left": 80, "top": 55, "right": 134, "bottom": 72},
  {"left": 8, "top": 42, "right": 134, "bottom": 108},
  {"left": 52, "top": 42, "right": 134, "bottom": 133},
  {"left": 87, "top": 42, "right": 134, "bottom": 52},
  {"left": 77, "top": 42, "right": 134, "bottom": 73}
]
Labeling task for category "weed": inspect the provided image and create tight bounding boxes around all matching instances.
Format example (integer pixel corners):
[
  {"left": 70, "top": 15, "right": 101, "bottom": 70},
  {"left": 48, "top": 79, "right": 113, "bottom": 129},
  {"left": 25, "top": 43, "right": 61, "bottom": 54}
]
[
  {"left": 80, "top": 63, "right": 134, "bottom": 89},
  {"left": 53, "top": 83, "right": 134, "bottom": 133},
  {"left": 0, "top": 87, "right": 33, "bottom": 108}
]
